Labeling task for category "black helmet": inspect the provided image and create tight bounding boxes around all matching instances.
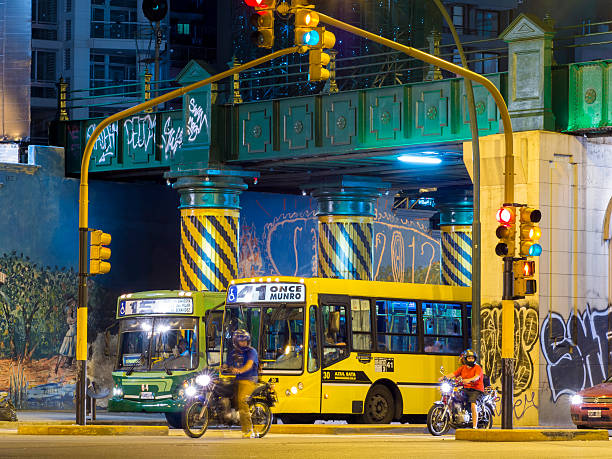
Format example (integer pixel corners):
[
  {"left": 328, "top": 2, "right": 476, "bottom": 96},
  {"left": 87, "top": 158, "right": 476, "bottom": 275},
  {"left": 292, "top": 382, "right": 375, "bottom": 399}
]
[
  {"left": 232, "top": 329, "right": 251, "bottom": 348},
  {"left": 461, "top": 349, "right": 478, "bottom": 367}
]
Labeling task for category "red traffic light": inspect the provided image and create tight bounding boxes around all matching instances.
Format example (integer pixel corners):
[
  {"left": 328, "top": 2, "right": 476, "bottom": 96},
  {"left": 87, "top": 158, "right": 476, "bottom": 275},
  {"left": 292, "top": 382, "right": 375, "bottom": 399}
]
[{"left": 496, "top": 206, "right": 515, "bottom": 226}]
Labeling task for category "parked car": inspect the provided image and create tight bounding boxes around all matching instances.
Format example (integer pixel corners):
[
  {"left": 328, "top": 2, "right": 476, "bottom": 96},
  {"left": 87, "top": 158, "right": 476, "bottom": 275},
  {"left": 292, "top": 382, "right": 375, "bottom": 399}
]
[{"left": 570, "top": 377, "right": 612, "bottom": 428}]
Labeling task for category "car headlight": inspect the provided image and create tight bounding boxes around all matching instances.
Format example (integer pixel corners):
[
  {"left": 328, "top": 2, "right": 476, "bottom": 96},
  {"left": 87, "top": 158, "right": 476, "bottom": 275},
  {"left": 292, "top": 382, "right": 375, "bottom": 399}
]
[
  {"left": 185, "top": 385, "right": 197, "bottom": 397},
  {"left": 440, "top": 382, "right": 452, "bottom": 394},
  {"left": 570, "top": 394, "right": 583, "bottom": 405},
  {"left": 195, "top": 374, "right": 211, "bottom": 387}
]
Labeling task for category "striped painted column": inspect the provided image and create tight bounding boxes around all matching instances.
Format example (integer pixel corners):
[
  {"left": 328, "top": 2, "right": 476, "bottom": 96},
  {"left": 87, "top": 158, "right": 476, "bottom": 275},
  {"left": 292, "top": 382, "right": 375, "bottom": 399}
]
[
  {"left": 180, "top": 208, "right": 239, "bottom": 292},
  {"left": 318, "top": 216, "right": 373, "bottom": 280},
  {"left": 167, "top": 169, "right": 256, "bottom": 292},
  {"left": 307, "top": 176, "right": 389, "bottom": 281},
  {"left": 440, "top": 225, "right": 472, "bottom": 286}
]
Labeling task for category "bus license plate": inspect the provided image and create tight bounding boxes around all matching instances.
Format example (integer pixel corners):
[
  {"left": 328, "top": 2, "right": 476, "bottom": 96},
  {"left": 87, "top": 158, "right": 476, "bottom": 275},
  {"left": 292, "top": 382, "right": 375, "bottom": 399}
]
[
  {"left": 588, "top": 410, "right": 601, "bottom": 418},
  {"left": 140, "top": 392, "right": 154, "bottom": 400}
]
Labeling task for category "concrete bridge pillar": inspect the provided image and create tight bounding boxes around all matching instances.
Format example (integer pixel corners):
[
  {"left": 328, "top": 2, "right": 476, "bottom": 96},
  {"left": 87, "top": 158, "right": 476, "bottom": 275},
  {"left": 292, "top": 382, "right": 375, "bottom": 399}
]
[
  {"left": 167, "top": 168, "right": 256, "bottom": 292},
  {"left": 305, "top": 176, "right": 389, "bottom": 280}
]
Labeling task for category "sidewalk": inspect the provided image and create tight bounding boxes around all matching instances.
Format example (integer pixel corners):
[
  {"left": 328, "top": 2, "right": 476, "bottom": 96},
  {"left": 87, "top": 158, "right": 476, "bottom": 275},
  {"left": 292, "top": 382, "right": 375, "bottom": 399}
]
[{"left": 10, "top": 410, "right": 167, "bottom": 426}]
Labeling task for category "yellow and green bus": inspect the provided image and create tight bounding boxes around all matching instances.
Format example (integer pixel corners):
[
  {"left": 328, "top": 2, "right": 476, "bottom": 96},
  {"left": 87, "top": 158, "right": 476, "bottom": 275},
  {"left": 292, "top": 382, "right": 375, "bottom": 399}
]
[
  {"left": 108, "top": 290, "right": 225, "bottom": 428},
  {"left": 222, "top": 277, "right": 471, "bottom": 423}
]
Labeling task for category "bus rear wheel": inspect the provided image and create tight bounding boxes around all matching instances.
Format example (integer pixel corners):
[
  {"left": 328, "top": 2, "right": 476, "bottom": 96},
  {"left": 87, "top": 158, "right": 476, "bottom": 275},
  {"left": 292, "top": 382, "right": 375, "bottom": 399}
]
[
  {"left": 165, "top": 411, "right": 183, "bottom": 429},
  {"left": 361, "top": 385, "right": 394, "bottom": 424}
]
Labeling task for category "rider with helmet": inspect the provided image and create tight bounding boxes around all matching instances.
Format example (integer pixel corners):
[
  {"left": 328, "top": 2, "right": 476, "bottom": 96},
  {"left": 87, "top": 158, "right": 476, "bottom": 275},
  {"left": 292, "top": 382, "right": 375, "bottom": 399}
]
[
  {"left": 441, "top": 349, "right": 484, "bottom": 429},
  {"left": 227, "top": 329, "right": 259, "bottom": 438}
]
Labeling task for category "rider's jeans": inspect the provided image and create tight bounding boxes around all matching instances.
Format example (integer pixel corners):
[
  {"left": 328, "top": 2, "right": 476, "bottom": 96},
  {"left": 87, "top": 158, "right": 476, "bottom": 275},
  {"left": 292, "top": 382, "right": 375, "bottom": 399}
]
[{"left": 236, "top": 379, "right": 256, "bottom": 434}]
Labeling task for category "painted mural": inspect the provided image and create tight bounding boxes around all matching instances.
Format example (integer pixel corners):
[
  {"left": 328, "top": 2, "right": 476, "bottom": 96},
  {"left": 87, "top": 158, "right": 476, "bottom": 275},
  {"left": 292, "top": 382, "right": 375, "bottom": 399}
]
[
  {"left": 0, "top": 252, "right": 112, "bottom": 409},
  {"left": 238, "top": 193, "right": 441, "bottom": 284}
]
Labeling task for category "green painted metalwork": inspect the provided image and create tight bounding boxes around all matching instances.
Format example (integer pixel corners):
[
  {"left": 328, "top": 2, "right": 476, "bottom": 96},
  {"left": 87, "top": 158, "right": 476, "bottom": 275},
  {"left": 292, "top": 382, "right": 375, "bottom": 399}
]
[{"left": 567, "top": 60, "right": 612, "bottom": 131}]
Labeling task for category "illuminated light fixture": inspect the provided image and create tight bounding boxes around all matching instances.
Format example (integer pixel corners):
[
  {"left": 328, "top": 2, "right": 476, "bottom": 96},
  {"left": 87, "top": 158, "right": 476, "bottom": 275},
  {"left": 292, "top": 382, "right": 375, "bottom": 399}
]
[
  {"left": 397, "top": 155, "right": 442, "bottom": 165},
  {"left": 290, "top": 386, "right": 298, "bottom": 395},
  {"left": 303, "top": 30, "right": 320, "bottom": 46}
]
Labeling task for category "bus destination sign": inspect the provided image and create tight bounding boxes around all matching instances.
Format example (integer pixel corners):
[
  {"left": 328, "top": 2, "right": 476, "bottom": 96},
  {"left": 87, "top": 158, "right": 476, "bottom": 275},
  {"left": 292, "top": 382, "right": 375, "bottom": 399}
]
[
  {"left": 119, "top": 298, "right": 193, "bottom": 316},
  {"left": 227, "top": 283, "right": 305, "bottom": 304}
]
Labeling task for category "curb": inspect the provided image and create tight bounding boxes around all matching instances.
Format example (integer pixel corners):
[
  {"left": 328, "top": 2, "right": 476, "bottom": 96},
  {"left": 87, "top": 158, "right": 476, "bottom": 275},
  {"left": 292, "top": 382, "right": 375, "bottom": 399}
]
[
  {"left": 455, "top": 428, "right": 609, "bottom": 442},
  {"left": 270, "top": 424, "right": 427, "bottom": 435},
  {"left": 17, "top": 424, "right": 169, "bottom": 436}
]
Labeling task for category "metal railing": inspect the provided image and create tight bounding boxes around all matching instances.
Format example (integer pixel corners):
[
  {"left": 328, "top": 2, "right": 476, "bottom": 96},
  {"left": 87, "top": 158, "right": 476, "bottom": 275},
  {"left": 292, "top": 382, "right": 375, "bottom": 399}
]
[
  {"left": 89, "top": 21, "right": 163, "bottom": 41},
  {"left": 57, "top": 18, "right": 612, "bottom": 117}
]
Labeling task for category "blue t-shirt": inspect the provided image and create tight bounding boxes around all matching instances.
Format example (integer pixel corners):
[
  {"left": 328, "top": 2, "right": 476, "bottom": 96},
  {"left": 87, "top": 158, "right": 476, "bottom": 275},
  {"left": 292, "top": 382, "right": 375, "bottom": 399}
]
[{"left": 229, "top": 346, "right": 259, "bottom": 381}]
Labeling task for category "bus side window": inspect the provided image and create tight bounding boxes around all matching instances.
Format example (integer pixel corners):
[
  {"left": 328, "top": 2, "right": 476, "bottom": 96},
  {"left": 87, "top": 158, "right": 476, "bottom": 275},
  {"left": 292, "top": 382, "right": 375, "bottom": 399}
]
[
  {"left": 322, "top": 305, "right": 349, "bottom": 367},
  {"left": 422, "top": 302, "right": 464, "bottom": 354},
  {"left": 350, "top": 299, "right": 372, "bottom": 351},
  {"left": 308, "top": 306, "right": 319, "bottom": 373}
]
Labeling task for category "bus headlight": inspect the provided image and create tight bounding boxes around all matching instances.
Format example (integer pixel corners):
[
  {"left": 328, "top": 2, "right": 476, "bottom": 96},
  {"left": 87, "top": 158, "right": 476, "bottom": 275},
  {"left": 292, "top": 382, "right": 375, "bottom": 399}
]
[
  {"left": 185, "top": 385, "right": 197, "bottom": 397},
  {"left": 570, "top": 394, "right": 583, "bottom": 405},
  {"left": 440, "top": 382, "right": 452, "bottom": 394},
  {"left": 290, "top": 386, "right": 298, "bottom": 395},
  {"left": 112, "top": 386, "right": 123, "bottom": 397},
  {"left": 195, "top": 374, "right": 211, "bottom": 387}
]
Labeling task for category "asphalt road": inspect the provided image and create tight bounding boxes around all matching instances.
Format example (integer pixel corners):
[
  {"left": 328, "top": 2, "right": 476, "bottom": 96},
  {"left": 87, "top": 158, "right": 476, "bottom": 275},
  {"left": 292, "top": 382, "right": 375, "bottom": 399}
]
[{"left": 0, "top": 431, "right": 610, "bottom": 459}]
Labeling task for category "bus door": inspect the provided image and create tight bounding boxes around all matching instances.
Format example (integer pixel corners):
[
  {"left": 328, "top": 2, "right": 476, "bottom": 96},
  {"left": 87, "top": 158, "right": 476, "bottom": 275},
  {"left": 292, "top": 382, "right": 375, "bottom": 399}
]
[
  {"left": 319, "top": 294, "right": 354, "bottom": 414},
  {"left": 204, "top": 307, "right": 224, "bottom": 367}
]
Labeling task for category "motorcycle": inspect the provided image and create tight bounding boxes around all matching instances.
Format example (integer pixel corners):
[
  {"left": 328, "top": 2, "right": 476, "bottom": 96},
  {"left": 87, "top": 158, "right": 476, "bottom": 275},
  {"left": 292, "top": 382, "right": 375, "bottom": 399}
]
[
  {"left": 0, "top": 392, "right": 17, "bottom": 422},
  {"left": 426, "top": 368, "right": 497, "bottom": 436},
  {"left": 182, "top": 372, "right": 277, "bottom": 438}
]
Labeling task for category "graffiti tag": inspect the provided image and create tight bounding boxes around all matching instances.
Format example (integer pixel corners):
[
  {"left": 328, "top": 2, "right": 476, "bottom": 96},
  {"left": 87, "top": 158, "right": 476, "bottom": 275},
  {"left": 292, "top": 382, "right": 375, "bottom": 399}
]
[
  {"left": 124, "top": 115, "right": 155, "bottom": 152},
  {"left": 162, "top": 117, "right": 184, "bottom": 158},
  {"left": 86, "top": 123, "right": 118, "bottom": 164},
  {"left": 186, "top": 98, "right": 208, "bottom": 142},
  {"left": 540, "top": 305, "right": 609, "bottom": 401}
]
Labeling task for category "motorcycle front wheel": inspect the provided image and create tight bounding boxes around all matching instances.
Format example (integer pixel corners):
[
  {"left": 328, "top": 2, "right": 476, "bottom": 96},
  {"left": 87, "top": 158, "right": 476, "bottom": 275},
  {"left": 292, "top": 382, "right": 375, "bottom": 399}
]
[
  {"left": 427, "top": 405, "right": 451, "bottom": 436},
  {"left": 250, "top": 402, "right": 272, "bottom": 438},
  {"left": 478, "top": 406, "right": 494, "bottom": 429},
  {"left": 182, "top": 401, "right": 209, "bottom": 438}
]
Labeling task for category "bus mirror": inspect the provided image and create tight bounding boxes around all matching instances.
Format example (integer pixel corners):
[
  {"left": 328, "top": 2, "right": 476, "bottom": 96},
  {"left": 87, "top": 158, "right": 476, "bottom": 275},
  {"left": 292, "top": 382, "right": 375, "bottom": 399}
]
[{"left": 329, "top": 311, "right": 340, "bottom": 334}]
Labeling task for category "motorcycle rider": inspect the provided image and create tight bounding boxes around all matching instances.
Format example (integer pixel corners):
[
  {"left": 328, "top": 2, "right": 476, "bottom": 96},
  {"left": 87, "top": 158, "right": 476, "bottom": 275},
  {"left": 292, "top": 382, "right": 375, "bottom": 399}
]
[
  {"left": 227, "top": 329, "right": 259, "bottom": 438},
  {"left": 440, "top": 349, "right": 484, "bottom": 429}
]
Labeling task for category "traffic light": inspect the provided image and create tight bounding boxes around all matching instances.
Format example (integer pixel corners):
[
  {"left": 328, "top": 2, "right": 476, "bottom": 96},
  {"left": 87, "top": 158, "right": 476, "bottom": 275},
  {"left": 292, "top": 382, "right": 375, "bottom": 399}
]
[
  {"left": 308, "top": 27, "right": 335, "bottom": 81},
  {"left": 248, "top": 0, "right": 276, "bottom": 48},
  {"left": 513, "top": 259, "right": 537, "bottom": 298},
  {"left": 142, "top": 0, "right": 168, "bottom": 22},
  {"left": 495, "top": 206, "right": 516, "bottom": 257},
  {"left": 294, "top": 8, "right": 319, "bottom": 46},
  {"left": 519, "top": 207, "right": 542, "bottom": 257},
  {"left": 90, "top": 230, "right": 111, "bottom": 275}
]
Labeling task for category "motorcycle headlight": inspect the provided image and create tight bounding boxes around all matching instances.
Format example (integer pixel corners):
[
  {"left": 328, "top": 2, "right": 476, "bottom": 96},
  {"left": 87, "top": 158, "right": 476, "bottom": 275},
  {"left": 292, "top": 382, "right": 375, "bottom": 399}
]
[
  {"left": 440, "top": 382, "right": 452, "bottom": 394},
  {"left": 185, "top": 385, "right": 197, "bottom": 398},
  {"left": 570, "top": 394, "right": 583, "bottom": 405},
  {"left": 195, "top": 374, "right": 211, "bottom": 387}
]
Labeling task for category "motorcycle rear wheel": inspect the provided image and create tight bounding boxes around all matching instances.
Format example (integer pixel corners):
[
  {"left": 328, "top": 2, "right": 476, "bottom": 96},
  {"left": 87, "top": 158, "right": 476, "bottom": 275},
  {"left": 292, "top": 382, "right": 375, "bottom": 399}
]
[
  {"left": 182, "top": 401, "right": 209, "bottom": 438},
  {"left": 427, "top": 405, "right": 451, "bottom": 436},
  {"left": 250, "top": 402, "right": 272, "bottom": 438}
]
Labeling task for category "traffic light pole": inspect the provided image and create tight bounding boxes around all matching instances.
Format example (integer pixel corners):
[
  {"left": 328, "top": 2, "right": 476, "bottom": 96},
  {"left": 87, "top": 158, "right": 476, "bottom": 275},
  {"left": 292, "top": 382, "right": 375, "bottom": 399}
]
[
  {"left": 315, "top": 12, "right": 517, "bottom": 428},
  {"left": 75, "top": 46, "right": 299, "bottom": 425}
]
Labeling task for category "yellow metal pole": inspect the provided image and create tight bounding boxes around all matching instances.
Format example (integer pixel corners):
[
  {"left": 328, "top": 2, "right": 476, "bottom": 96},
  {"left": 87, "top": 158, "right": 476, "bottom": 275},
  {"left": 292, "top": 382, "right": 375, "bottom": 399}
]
[
  {"left": 317, "top": 13, "right": 514, "bottom": 205},
  {"left": 316, "top": 12, "right": 517, "bottom": 426},
  {"left": 75, "top": 46, "right": 300, "bottom": 425}
]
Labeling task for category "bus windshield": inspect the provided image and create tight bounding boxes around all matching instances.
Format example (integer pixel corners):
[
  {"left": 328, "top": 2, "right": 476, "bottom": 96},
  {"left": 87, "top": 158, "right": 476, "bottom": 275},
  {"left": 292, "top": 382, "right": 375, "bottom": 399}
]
[
  {"left": 223, "top": 304, "right": 305, "bottom": 372},
  {"left": 117, "top": 317, "right": 199, "bottom": 371}
]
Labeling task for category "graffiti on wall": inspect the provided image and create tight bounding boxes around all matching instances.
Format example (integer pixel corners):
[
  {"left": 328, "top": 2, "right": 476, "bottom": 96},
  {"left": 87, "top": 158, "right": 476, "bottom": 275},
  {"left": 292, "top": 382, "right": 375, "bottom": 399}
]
[
  {"left": 0, "top": 252, "right": 110, "bottom": 409},
  {"left": 480, "top": 302, "right": 539, "bottom": 396},
  {"left": 239, "top": 200, "right": 441, "bottom": 282},
  {"left": 540, "top": 304, "right": 610, "bottom": 401},
  {"left": 86, "top": 122, "right": 118, "bottom": 164}
]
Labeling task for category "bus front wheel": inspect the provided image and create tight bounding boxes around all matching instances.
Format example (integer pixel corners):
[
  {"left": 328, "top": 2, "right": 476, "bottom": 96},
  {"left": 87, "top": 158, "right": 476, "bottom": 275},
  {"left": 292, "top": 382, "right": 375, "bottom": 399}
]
[
  {"left": 361, "top": 385, "right": 394, "bottom": 424},
  {"left": 165, "top": 411, "right": 183, "bottom": 429}
]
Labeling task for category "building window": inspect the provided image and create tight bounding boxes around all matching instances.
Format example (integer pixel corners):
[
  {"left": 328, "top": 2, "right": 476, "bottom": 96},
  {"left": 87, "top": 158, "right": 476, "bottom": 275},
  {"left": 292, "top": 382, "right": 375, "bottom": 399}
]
[
  {"left": 32, "top": 50, "right": 57, "bottom": 82},
  {"left": 177, "top": 23, "right": 190, "bottom": 35},
  {"left": 452, "top": 6, "right": 464, "bottom": 33},
  {"left": 475, "top": 10, "right": 499, "bottom": 37},
  {"left": 66, "top": 0, "right": 72, "bottom": 12},
  {"left": 66, "top": 19, "right": 72, "bottom": 40},
  {"left": 472, "top": 52, "right": 499, "bottom": 74},
  {"left": 33, "top": 0, "right": 58, "bottom": 24},
  {"left": 65, "top": 49, "right": 71, "bottom": 70}
]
